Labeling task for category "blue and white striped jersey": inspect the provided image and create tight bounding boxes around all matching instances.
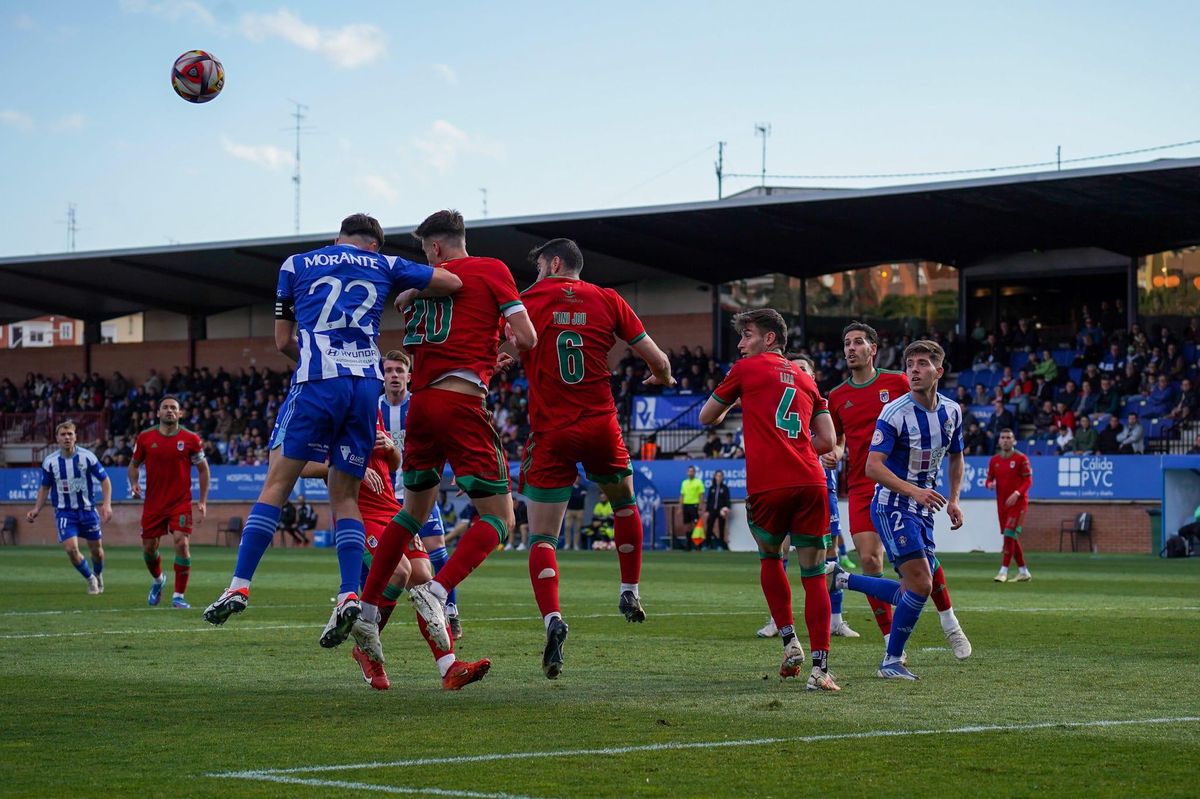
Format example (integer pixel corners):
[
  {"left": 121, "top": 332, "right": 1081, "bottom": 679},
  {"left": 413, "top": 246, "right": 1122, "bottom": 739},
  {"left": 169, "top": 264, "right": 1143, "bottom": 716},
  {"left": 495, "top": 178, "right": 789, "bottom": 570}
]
[
  {"left": 40, "top": 447, "right": 107, "bottom": 512},
  {"left": 869, "top": 393, "right": 963, "bottom": 518},
  {"left": 378, "top": 393, "right": 409, "bottom": 485},
  {"left": 276, "top": 244, "right": 433, "bottom": 384}
]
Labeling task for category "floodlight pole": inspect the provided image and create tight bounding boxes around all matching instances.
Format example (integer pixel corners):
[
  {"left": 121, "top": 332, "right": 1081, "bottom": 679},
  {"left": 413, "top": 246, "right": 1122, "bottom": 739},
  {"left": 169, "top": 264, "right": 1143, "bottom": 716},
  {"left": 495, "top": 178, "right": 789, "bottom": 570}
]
[
  {"left": 755, "top": 123, "right": 771, "bottom": 189},
  {"left": 291, "top": 101, "right": 308, "bottom": 235},
  {"left": 715, "top": 141, "right": 726, "bottom": 199}
]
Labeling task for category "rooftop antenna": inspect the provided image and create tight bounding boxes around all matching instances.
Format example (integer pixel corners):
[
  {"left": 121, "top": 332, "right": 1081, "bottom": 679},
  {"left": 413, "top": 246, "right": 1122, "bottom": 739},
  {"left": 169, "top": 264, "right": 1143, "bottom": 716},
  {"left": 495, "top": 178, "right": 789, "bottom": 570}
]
[
  {"left": 754, "top": 123, "right": 772, "bottom": 189},
  {"left": 65, "top": 203, "right": 78, "bottom": 252},
  {"left": 480, "top": 187, "right": 488, "bottom": 218},
  {"left": 288, "top": 100, "right": 312, "bottom": 235},
  {"left": 715, "top": 141, "right": 726, "bottom": 199}
]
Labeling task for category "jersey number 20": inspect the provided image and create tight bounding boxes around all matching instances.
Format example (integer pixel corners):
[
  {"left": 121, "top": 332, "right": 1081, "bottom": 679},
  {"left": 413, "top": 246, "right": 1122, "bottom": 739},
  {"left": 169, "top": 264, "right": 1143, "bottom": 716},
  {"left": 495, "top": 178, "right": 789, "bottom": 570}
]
[{"left": 404, "top": 297, "right": 454, "bottom": 345}]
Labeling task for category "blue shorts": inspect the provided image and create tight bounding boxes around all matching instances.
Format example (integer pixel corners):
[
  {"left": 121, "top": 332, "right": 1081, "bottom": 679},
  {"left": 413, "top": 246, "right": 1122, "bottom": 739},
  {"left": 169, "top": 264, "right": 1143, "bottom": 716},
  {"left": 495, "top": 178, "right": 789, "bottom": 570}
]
[
  {"left": 872, "top": 504, "right": 935, "bottom": 566},
  {"left": 827, "top": 484, "right": 842, "bottom": 541},
  {"left": 56, "top": 510, "right": 102, "bottom": 543},
  {"left": 418, "top": 503, "right": 446, "bottom": 538},
  {"left": 270, "top": 376, "right": 381, "bottom": 479}
]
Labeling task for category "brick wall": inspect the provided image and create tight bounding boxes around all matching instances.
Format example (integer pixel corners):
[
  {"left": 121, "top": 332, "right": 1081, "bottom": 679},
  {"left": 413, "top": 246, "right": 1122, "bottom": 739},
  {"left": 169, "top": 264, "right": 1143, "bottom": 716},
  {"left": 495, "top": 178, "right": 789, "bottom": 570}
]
[
  {"left": 1022, "top": 501, "right": 1155, "bottom": 553},
  {"left": 91, "top": 341, "right": 190, "bottom": 381},
  {"left": 0, "top": 345, "right": 86, "bottom": 382}
]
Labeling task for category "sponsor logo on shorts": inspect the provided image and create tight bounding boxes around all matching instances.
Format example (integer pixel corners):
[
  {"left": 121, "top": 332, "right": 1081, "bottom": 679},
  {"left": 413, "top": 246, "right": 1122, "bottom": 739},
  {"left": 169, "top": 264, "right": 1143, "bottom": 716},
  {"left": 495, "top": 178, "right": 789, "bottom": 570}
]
[{"left": 367, "top": 535, "right": 378, "bottom": 549}]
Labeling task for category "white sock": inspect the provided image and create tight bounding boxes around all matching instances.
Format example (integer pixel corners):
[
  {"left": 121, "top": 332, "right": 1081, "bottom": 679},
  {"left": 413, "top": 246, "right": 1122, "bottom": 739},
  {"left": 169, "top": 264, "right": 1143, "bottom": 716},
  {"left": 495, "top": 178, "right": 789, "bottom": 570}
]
[
  {"left": 883, "top": 632, "right": 891, "bottom": 648},
  {"left": 429, "top": 580, "right": 449, "bottom": 603},
  {"left": 997, "top": 566, "right": 1009, "bottom": 574},
  {"left": 361, "top": 603, "right": 379, "bottom": 623},
  {"left": 543, "top": 612, "right": 562, "bottom": 630},
  {"left": 336, "top": 591, "right": 355, "bottom": 605},
  {"left": 831, "top": 612, "right": 843, "bottom": 626},
  {"left": 1019, "top": 566, "right": 1031, "bottom": 574},
  {"left": 436, "top": 653, "right": 456, "bottom": 677},
  {"left": 938, "top": 608, "right": 960, "bottom": 632},
  {"left": 620, "top": 582, "right": 639, "bottom": 597},
  {"left": 155, "top": 573, "right": 167, "bottom": 585},
  {"left": 230, "top": 577, "right": 250, "bottom": 591},
  {"left": 172, "top": 592, "right": 184, "bottom": 600}
]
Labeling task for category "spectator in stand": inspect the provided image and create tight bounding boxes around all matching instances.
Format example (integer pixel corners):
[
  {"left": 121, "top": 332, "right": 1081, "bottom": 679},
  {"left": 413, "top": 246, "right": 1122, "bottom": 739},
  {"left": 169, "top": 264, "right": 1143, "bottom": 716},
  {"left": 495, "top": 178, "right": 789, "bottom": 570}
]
[
  {"left": 1053, "top": 423, "right": 1074, "bottom": 454},
  {"left": 1070, "top": 415, "right": 1099, "bottom": 455},
  {"left": 944, "top": 330, "right": 969, "bottom": 371},
  {"left": 1075, "top": 381, "right": 1098, "bottom": 417},
  {"left": 719, "top": 432, "right": 743, "bottom": 458},
  {"left": 972, "top": 383, "right": 991, "bottom": 407},
  {"left": 1076, "top": 334, "right": 1102, "bottom": 369},
  {"left": 1117, "top": 412, "right": 1145, "bottom": 454},
  {"left": 296, "top": 494, "right": 317, "bottom": 545},
  {"left": 1097, "top": 414, "right": 1124, "bottom": 455},
  {"left": 998, "top": 320, "right": 1016, "bottom": 350},
  {"left": 564, "top": 476, "right": 588, "bottom": 551},
  {"left": 1034, "top": 400, "right": 1056, "bottom": 435},
  {"left": 964, "top": 421, "right": 989, "bottom": 455},
  {"left": 1031, "top": 374, "right": 1054, "bottom": 407},
  {"left": 1164, "top": 343, "right": 1188, "bottom": 380},
  {"left": 1080, "top": 364, "right": 1102, "bottom": 393},
  {"left": 1118, "top": 362, "right": 1142, "bottom": 398},
  {"left": 970, "top": 319, "right": 988, "bottom": 346},
  {"left": 1098, "top": 343, "right": 1125, "bottom": 376},
  {"left": 1032, "top": 349, "right": 1058, "bottom": 384},
  {"left": 1014, "top": 318, "right": 1040, "bottom": 352},
  {"left": 1148, "top": 374, "right": 1179, "bottom": 416},
  {"left": 1167, "top": 378, "right": 1197, "bottom": 422},
  {"left": 997, "top": 366, "right": 1017, "bottom": 397},
  {"left": 702, "top": 431, "right": 722, "bottom": 458},
  {"left": 277, "top": 498, "right": 303, "bottom": 546},
  {"left": 954, "top": 385, "right": 972, "bottom": 406},
  {"left": 1077, "top": 316, "right": 1104, "bottom": 349},
  {"left": 1056, "top": 380, "right": 1081, "bottom": 413},
  {"left": 986, "top": 399, "right": 1016, "bottom": 449},
  {"left": 959, "top": 401, "right": 979, "bottom": 432},
  {"left": 1096, "top": 376, "right": 1121, "bottom": 416},
  {"left": 973, "top": 333, "right": 1008, "bottom": 369},
  {"left": 1052, "top": 401, "right": 1076, "bottom": 434}
]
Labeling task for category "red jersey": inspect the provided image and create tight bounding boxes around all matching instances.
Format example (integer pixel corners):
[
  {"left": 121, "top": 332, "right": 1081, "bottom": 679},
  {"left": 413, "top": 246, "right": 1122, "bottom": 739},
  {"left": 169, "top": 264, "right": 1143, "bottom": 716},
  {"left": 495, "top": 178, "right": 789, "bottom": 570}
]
[
  {"left": 132, "top": 427, "right": 203, "bottom": 513},
  {"left": 711, "top": 352, "right": 827, "bottom": 493},
  {"left": 986, "top": 450, "right": 1032, "bottom": 507},
  {"left": 359, "top": 412, "right": 401, "bottom": 520},
  {"left": 403, "top": 256, "right": 522, "bottom": 393},
  {"left": 520, "top": 277, "right": 646, "bottom": 432},
  {"left": 828, "top": 369, "right": 909, "bottom": 492}
]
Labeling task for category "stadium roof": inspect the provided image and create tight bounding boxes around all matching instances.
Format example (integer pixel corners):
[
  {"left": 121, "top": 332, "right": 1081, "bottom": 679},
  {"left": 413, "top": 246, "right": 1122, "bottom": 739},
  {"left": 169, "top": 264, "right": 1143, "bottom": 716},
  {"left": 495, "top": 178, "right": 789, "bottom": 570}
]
[{"left": 1, "top": 157, "right": 1200, "bottom": 326}]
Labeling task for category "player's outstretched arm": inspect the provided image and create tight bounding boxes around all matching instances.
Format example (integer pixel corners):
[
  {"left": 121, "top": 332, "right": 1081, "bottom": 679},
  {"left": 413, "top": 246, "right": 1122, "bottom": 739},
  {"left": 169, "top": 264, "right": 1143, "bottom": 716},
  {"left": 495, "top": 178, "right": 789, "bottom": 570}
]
[
  {"left": 419, "top": 266, "right": 462, "bottom": 297},
  {"left": 811, "top": 413, "right": 836, "bottom": 455},
  {"left": 506, "top": 309, "right": 538, "bottom": 351},
  {"left": 26, "top": 485, "right": 49, "bottom": 523},
  {"left": 698, "top": 396, "right": 733, "bottom": 427},
  {"left": 632, "top": 336, "right": 674, "bottom": 386},
  {"left": 274, "top": 320, "right": 300, "bottom": 362}
]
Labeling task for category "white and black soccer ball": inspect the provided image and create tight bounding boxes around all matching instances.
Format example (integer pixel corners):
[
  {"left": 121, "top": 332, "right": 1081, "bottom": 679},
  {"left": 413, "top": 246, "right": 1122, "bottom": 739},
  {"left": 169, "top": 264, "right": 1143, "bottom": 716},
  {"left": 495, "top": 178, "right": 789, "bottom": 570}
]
[{"left": 171, "top": 50, "right": 224, "bottom": 104}]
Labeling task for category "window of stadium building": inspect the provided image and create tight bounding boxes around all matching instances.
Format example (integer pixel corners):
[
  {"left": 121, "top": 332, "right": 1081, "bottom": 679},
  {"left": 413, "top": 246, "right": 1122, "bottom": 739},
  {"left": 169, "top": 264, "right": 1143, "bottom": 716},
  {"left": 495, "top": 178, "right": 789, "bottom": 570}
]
[
  {"left": 720, "top": 263, "right": 959, "bottom": 345},
  {"left": 1138, "top": 247, "right": 1200, "bottom": 326}
]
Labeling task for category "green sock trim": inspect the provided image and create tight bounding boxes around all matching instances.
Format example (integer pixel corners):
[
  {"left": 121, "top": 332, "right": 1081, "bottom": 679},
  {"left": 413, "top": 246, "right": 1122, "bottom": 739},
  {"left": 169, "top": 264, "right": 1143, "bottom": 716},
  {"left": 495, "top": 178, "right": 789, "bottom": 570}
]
[
  {"left": 393, "top": 509, "right": 422, "bottom": 535},
  {"left": 929, "top": 555, "right": 941, "bottom": 572},
  {"left": 799, "top": 563, "right": 828, "bottom": 578},
  {"left": 585, "top": 466, "right": 633, "bottom": 485},
  {"left": 382, "top": 584, "right": 404, "bottom": 601},
  {"left": 529, "top": 534, "right": 560, "bottom": 548},
  {"left": 521, "top": 483, "right": 573, "bottom": 503},
  {"left": 173, "top": 556, "right": 191, "bottom": 567},
  {"left": 479, "top": 514, "right": 509, "bottom": 545},
  {"left": 749, "top": 521, "right": 787, "bottom": 548},
  {"left": 362, "top": 550, "right": 373, "bottom": 568},
  {"left": 612, "top": 498, "right": 637, "bottom": 510},
  {"left": 791, "top": 533, "right": 832, "bottom": 550},
  {"left": 758, "top": 550, "right": 783, "bottom": 560},
  {"left": 143, "top": 552, "right": 158, "bottom": 565}
]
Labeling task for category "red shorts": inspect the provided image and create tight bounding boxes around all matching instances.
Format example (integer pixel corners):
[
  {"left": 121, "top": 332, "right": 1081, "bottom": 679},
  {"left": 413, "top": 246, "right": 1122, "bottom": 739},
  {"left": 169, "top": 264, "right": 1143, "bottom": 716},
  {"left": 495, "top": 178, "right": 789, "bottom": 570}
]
[
  {"left": 141, "top": 502, "right": 193, "bottom": 539},
  {"left": 403, "top": 389, "right": 509, "bottom": 497},
  {"left": 363, "top": 514, "right": 427, "bottom": 559},
  {"left": 746, "top": 485, "right": 829, "bottom": 547},
  {"left": 847, "top": 484, "right": 877, "bottom": 536},
  {"left": 999, "top": 503, "right": 1028, "bottom": 535},
  {"left": 519, "top": 413, "right": 632, "bottom": 502}
]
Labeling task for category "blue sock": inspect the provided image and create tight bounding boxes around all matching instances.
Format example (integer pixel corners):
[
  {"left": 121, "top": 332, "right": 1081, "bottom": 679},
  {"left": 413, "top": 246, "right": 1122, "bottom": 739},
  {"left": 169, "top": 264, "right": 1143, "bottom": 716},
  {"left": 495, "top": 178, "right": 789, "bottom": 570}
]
[
  {"left": 827, "top": 558, "right": 843, "bottom": 615},
  {"left": 847, "top": 573, "right": 903, "bottom": 606},
  {"left": 428, "top": 546, "right": 458, "bottom": 607},
  {"left": 886, "top": 590, "right": 928, "bottom": 660},
  {"left": 73, "top": 559, "right": 94, "bottom": 580},
  {"left": 334, "top": 519, "right": 366, "bottom": 595},
  {"left": 781, "top": 557, "right": 788, "bottom": 572},
  {"left": 837, "top": 539, "right": 848, "bottom": 557},
  {"left": 233, "top": 502, "right": 280, "bottom": 581},
  {"left": 91, "top": 557, "right": 103, "bottom": 576}
]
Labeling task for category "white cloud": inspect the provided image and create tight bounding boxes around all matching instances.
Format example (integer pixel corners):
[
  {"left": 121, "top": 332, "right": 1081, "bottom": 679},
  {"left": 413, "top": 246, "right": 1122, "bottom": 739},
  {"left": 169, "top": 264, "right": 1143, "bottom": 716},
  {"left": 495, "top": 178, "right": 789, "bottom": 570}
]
[
  {"left": 240, "top": 9, "right": 385, "bottom": 69},
  {"left": 0, "top": 110, "right": 34, "bottom": 132},
  {"left": 118, "top": 0, "right": 215, "bottom": 27},
  {"left": 221, "top": 135, "right": 293, "bottom": 170},
  {"left": 433, "top": 63, "right": 457, "bottom": 85},
  {"left": 411, "top": 120, "right": 503, "bottom": 173},
  {"left": 51, "top": 113, "right": 86, "bottom": 132},
  {"left": 361, "top": 174, "right": 399, "bottom": 203},
  {"left": 13, "top": 12, "right": 34, "bottom": 30}
]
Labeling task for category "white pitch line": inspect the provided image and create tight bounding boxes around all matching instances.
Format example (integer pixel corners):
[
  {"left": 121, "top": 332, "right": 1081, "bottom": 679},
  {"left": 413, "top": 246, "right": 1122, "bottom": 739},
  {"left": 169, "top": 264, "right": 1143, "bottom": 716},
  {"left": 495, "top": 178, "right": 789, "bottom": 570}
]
[
  {"left": 0, "top": 623, "right": 314, "bottom": 640},
  {"left": 208, "top": 773, "right": 552, "bottom": 799},
  {"left": 210, "top": 716, "right": 1200, "bottom": 778}
]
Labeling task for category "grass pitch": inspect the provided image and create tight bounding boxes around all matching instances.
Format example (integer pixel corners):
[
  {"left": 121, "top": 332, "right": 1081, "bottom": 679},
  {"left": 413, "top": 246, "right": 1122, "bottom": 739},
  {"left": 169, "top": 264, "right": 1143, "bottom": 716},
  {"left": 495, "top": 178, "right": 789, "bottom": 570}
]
[{"left": 1, "top": 546, "right": 1197, "bottom": 798}]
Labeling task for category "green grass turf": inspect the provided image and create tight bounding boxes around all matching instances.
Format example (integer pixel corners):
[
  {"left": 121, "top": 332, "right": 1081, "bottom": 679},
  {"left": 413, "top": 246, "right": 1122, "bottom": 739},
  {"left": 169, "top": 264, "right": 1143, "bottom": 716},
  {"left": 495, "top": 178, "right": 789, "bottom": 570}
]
[{"left": 1, "top": 546, "right": 1198, "bottom": 798}]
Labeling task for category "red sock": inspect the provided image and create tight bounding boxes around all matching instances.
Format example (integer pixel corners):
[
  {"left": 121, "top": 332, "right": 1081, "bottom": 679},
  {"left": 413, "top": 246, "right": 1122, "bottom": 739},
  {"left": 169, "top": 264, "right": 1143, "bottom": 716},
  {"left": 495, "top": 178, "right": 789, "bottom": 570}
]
[
  {"left": 362, "top": 516, "right": 416, "bottom": 606},
  {"left": 801, "top": 574, "right": 831, "bottom": 653},
  {"left": 930, "top": 564, "right": 952, "bottom": 612},
  {"left": 1002, "top": 537, "right": 1013, "bottom": 568},
  {"left": 145, "top": 553, "right": 162, "bottom": 580},
  {"left": 377, "top": 598, "right": 398, "bottom": 632},
  {"left": 417, "top": 612, "right": 454, "bottom": 660},
  {"left": 433, "top": 515, "right": 502, "bottom": 593},
  {"left": 529, "top": 544, "right": 561, "bottom": 617},
  {"left": 1013, "top": 540, "right": 1026, "bottom": 568},
  {"left": 759, "top": 558, "right": 793, "bottom": 630},
  {"left": 173, "top": 560, "right": 190, "bottom": 595},
  {"left": 867, "top": 595, "right": 893, "bottom": 635},
  {"left": 613, "top": 500, "right": 642, "bottom": 585}
]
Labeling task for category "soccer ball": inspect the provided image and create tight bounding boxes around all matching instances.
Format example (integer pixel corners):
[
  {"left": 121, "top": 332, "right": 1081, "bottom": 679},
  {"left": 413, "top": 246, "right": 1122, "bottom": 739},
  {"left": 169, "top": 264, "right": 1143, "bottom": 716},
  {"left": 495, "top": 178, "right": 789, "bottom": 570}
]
[{"left": 171, "top": 50, "right": 224, "bottom": 103}]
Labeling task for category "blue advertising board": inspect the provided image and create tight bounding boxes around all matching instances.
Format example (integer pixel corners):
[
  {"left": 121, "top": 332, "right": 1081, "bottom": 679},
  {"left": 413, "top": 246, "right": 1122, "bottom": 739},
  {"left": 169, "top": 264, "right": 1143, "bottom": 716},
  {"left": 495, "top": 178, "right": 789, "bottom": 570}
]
[
  {"left": 0, "top": 465, "right": 329, "bottom": 504},
  {"left": 630, "top": 395, "right": 706, "bottom": 430}
]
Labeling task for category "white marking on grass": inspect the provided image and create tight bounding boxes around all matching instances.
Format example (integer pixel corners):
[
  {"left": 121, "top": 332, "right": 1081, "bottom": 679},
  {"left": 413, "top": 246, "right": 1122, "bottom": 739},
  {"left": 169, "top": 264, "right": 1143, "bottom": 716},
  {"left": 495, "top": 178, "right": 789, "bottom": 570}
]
[
  {"left": 0, "top": 623, "right": 314, "bottom": 640},
  {"left": 209, "top": 716, "right": 1200, "bottom": 779},
  {"left": 207, "top": 773, "right": 550, "bottom": 799}
]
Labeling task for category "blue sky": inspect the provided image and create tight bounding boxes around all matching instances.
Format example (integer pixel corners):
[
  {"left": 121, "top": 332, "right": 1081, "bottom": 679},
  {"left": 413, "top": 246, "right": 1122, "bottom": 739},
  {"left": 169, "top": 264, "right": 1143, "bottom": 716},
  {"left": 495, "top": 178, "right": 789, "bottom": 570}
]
[{"left": 1, "top": 1, "right": 1197, "bottom": 257}]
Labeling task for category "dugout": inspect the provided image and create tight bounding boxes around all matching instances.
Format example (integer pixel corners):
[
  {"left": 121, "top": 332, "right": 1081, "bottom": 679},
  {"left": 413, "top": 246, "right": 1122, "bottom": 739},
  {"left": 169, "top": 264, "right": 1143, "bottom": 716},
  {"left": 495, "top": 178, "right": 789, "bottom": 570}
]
[{"left": 1161, "top": 455, "right": 1200, "bottom": 554}]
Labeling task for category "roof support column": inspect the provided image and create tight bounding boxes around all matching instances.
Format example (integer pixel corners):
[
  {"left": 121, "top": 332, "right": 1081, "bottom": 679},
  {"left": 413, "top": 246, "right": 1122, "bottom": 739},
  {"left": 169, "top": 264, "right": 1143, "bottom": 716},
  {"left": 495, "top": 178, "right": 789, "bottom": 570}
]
[
  {"left": 1126, "top": 257, "right": 1138, "bottom": 331},
  {"left": 82, "top": 320, "right": 102, "bottom": 376},
  {"left": 710, "top": 283, "right": 722, "bottom": 362},
  {"left": 797, "top": 276, "right": 807, "bottom": 347},
  {"left": 188, "top": 314, "right": 207, "bottom": 372}
]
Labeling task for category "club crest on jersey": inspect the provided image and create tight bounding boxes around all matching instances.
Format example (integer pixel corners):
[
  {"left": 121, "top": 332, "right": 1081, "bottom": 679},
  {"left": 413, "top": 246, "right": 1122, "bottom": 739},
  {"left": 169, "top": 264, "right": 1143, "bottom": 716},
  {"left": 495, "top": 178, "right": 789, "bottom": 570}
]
[
  {"left": 177, "top": 441, "right": 185, "bottom": 451},
  {"left": 944, "top": 419, "right": 955, "bottom": 436},
  {"left": 879, "top": 390, "right": 890, "bottom": 403},
  {"left": 1009, "top": 461, "right": 1016, "bottom": 469},
  {"left": 898, "top": 535, "right": 908, "bottom": 546}
]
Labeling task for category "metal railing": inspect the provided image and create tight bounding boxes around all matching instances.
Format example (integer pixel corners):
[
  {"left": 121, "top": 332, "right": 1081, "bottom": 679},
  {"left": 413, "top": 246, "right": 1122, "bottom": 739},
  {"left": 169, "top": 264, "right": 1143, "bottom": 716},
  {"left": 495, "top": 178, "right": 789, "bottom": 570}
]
[
  {"left": 0, "top": 411, "right": 109, "bottom": 447},
  {"left": 622, "top": 394, "right": 717, "bottom": 458}
]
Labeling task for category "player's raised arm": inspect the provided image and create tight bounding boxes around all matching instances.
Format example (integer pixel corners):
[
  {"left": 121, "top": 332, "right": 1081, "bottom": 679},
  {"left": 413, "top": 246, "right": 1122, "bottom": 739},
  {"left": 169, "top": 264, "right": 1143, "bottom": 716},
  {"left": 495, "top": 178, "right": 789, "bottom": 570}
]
[
  {"left": 418, "top": 266, "right": 462, "bottom": 297},
  {"left": 274, "top": 256, "right": 301, "bottom": 362},
  {"left": 811, "top": 411, "right": 836, "bottom": 455},
  {"left": 505, "top": 308, "right": 537, "bottom": 351},
  {"left": 632, "top": 335, "right": 674, "bottom": 386}
]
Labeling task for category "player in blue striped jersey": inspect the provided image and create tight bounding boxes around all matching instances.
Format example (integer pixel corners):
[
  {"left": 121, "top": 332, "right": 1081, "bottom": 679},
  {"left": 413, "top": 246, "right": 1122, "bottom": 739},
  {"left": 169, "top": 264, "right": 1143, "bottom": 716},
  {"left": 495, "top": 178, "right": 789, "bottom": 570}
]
[
  {"left": 205, "top": 213, "right": 461, "bottom": 656},
  {"left": 831, "top": 340, "right": 968, "bottom": 680},
  {"left": 379, "top": 350, "right": 459, "bottom": 638},
  {"left": 26, "top": 421, "right": 112, "bottom": 594}
]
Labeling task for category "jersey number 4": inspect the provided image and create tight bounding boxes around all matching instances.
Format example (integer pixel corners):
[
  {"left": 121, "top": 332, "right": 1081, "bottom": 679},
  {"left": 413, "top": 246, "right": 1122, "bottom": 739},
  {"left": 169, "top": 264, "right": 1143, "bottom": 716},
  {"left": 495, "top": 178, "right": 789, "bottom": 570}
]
[
  {"left": 775, "top": 387, "right": 804, "bottom": 439},
  {"left": 403, "top": 297, "right": 454, "bottom": 345}
]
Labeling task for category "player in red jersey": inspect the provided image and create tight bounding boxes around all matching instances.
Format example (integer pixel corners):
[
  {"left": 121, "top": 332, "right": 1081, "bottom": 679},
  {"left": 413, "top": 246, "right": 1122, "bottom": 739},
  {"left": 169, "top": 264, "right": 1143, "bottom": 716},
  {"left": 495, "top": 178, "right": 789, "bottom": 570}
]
[
  {"left": 699, "top": 309, "right": 840, "bottom": 691},
  {"left": 827, "top": 322, "right": 971, "bottom": 659},
  {"left": 506, "top": 238, "right": 673, "bottom": 679},
  {"left": 128, "top": 396, "right": 209, "bottom": 609},
  {"left": 305, "top": 412, "right": 491, "bottom": 691},
  {"left": 986, "top": 428, "right": 1033, "bottom": 583},
  {"left": 358, "top": 209, "right": 537, "bottom": 661}
]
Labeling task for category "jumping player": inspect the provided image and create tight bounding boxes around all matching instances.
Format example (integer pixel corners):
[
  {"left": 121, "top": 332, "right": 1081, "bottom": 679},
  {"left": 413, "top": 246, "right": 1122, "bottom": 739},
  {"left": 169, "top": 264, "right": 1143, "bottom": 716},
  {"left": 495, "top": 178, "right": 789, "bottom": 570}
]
[
  {"left": 203, "top": 213, "right": 460, "bottom": 657},
  {"left": 987, "top": 429, "right": 1033, "bottom": 583},
  {"left": 129, "top": 396, "right": 209, "bottom": 608},
  {"left": 378, "top": 349, "right": 460, "bottom": 639},
  {"left": 27, "top": 421, "right": 112, "bottom": 594},
  {"left": 357, "top": 209, "right": 537, "bottom": 659},
  {"left": 699, "top": 309, "right": 840, "bottom": 691},
  {"left": 833, "top": 340, "right": 965, "bottom": 680},
  {"left": 828, "top": 322, "right": 971, "bottom": 659},
  {"left": 508, "top": 238, "right": 673, "bottom": 679}
]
